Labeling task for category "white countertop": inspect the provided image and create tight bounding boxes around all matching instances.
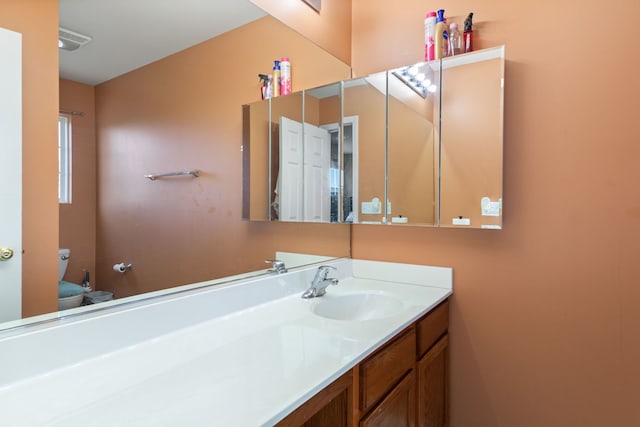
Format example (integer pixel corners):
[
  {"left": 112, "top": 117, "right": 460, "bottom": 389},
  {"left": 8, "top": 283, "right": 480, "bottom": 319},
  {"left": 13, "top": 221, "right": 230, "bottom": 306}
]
[{"left": 0, "top": 259, "right": 451, "bottom": 426}]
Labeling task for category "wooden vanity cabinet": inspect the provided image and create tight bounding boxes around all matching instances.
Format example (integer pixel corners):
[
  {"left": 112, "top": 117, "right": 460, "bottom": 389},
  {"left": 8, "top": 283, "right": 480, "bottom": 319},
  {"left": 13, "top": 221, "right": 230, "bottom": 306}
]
[
  {"left": 357, "top": 299, "right": 449, "bottom": 427},
  {"left": 416, "top": 301, "right": 449, "bottom": 427},
  {"left": 278, "top": 300, "right": 449, "bottom": 427},
  {"left": 275, "top": 370, "right": 353, "bottom": 427}
]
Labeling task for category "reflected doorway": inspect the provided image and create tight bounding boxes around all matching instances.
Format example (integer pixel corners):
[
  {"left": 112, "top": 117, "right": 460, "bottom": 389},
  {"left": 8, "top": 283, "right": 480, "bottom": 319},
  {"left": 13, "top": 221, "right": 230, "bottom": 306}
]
[{"left": 322, "top": 116, "right": 358, "bottom": 223}]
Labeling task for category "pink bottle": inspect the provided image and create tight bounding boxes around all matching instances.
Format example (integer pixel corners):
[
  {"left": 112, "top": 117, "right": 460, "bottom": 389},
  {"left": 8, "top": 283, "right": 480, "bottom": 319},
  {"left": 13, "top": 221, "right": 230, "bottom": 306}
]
[
  {"left": 424, "top": 11, "right": 437, "bottom": 61},
  {"left": 280, "top": 57, "right": 292, "bottom": 95}
]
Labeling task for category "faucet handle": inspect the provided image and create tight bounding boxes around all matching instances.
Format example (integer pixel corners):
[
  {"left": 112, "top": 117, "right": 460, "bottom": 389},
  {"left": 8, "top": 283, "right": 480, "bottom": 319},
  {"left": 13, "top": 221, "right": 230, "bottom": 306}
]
[
  {"left": 317, "top": 265, "right": 337, "bottom": 279},
  {"left": 265, "top": 259, "right": 287, "bottom": 274}
]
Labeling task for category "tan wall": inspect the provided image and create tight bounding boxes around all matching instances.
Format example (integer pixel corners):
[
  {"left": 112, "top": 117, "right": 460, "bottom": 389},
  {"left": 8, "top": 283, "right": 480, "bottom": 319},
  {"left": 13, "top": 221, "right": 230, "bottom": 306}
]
[
  {"left": 59, "top": 79, "right": 97, "bottom": 284},
  {"left": 251, "top": 0, "right": 351, "bottom": 66},
  {"left": 318, "top": 95, "right": 338, "bottom": 126},
  {"left": 94, "top": 16, "right": 351, "bottom": 298},
  {"left": 0, "top": 0, "right": 59, "bottom": 316},
  {"left": 351, "top": 0, "right": 640, "bottom": 425}
]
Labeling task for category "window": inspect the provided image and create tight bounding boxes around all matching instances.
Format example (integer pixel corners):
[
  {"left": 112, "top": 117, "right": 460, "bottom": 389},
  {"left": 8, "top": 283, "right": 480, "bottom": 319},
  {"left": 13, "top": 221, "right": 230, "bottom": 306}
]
[{"left": 58, "top": 115, "right": 71, "bottom": 203}]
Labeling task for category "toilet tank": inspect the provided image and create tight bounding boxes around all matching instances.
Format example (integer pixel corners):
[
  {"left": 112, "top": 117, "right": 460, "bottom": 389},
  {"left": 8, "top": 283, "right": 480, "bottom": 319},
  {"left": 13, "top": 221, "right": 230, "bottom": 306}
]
[{"left": 58, "top": 248, "right": 70, "bottom": 281}]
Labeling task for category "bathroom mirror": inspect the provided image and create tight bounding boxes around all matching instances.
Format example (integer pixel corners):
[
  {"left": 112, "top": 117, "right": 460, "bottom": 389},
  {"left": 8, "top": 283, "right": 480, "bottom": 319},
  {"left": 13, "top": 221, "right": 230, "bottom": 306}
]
[
  {"left": 439, "top": 47, "right": 504, "bottom": 229},
  {"left": 3, "top": 0, "right": 353, "bottom": 329},
  {"left": 243, "top": 46, "right": 504, "bottom": 228},
  {"left": 386, "top": 62, "right": 438, "bottom": 226},
  {"left": 343, "top": 73, "right": 387, "bottom": 224},
  {"left": 244, "top": 72, "right": 389, "bottom": 224}
]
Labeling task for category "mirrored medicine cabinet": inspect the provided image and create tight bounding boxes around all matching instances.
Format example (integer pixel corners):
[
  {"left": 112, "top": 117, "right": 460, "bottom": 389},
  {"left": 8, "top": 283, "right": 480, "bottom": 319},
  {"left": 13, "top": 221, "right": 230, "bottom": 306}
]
[{"left": 243, "top": 45, "right": 505, "bottom": 229}]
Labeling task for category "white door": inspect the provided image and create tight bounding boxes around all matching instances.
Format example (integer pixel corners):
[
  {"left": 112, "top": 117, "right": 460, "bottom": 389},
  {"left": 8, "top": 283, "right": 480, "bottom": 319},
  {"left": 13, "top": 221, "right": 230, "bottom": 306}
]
[
  {"left": 0, "top": 27, "right": 23, "bottom": 322},
  {"left": 302, "top": 123, "right": 331, "bottom": 222},
  {"left": 278, "top": 116, "right": 303, "bottom": 221},
  {"left": 279, "top": 117, "right": 331, "bottom": 222}
]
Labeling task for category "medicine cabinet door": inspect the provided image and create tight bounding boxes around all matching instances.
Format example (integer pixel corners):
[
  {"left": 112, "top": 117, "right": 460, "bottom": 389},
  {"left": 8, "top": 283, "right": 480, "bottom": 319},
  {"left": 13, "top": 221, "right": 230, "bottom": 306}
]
[
  {"left": 386, "top": 63, "right": 439, "bottom": 226},
  {"left": 439, "top": 46, "right": 505, "bottom": 229},
  {"left": 343, "top": 72, "right": 387, "bottom": 224}
]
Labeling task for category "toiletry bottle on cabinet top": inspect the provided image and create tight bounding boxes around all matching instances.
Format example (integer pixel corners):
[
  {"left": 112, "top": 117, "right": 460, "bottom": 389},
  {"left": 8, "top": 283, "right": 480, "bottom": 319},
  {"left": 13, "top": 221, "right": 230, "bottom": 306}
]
[
  {"left": 272, "top": 60, "right": 281, "bottom": 97},
  {"left": 424, "top": 11, "right": 436, "bottom": 61},
  {"left": 434, "top": 9, "right": 445, "bottom": 60},
  {"left": 259, "top": 74, "right": 272, "bottom": 99},
  {"left": 265, "top": 76, "right": 273, "bottom": 99},
  {"left": 442, "top": 17, "right": 450, "bottom": 57},
  {"left": 448, "top": 22, "right": 462, "bottom": 56},
  {"left": 464, "top": 12, "right": 474, "bottom": 53},
  {"left": 280, "top": 57, "right": 291, "bottom": 95}
]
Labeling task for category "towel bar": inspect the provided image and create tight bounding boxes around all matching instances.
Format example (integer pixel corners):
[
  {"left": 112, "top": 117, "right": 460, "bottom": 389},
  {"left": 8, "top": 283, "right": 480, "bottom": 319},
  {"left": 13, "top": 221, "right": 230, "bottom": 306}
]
[{"left": 144, "top": 170, "right": 200, "bottom": 181}]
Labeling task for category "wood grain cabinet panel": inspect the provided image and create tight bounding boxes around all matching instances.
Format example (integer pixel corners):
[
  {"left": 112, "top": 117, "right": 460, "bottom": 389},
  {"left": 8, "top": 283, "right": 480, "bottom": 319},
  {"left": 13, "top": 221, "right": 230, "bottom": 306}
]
[
  {"left": 360, "top": 371, "right": 416, "bottom": 427},
  {"left": 416, "top": 301, "right": 449, "bottom": 358},
  {"left": 359, "top": 327, "right": 416, "bottom": 414},
  {"left": 277, "top": 370, "right": 353, "bottom": 427},
  {"left": 417, "top": 335, "right": 449, "bottom": 427}
]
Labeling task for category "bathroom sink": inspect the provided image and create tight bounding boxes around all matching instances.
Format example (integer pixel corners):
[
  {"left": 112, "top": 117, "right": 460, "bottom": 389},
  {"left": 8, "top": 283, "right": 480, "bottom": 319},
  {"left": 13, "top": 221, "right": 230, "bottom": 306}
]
[{"left": 311, "top": 293, "right": 404, "bottom": 321}]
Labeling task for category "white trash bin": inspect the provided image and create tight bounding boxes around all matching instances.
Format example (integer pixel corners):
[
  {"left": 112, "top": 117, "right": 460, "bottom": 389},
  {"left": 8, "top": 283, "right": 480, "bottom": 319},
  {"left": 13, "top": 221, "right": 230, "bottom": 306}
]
[{"left": 85, "top": 291, "right": 114, "bottom": 304}]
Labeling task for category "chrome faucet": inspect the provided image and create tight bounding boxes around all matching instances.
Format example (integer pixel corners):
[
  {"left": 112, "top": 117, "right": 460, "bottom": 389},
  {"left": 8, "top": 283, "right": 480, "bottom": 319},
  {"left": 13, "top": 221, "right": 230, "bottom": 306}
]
[
  {"left": 302, "top": 265, "right": 338, "bottom": 298},
  {"left": 265, "top": 259, "right": 287, "bottom": 274}
]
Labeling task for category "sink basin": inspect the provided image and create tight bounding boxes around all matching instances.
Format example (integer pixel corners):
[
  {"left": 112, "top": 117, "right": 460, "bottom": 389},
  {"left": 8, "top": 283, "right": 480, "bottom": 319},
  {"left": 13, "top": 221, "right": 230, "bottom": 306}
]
[{"left": 311, "top": 293, "right": 404, "bottom": 321}]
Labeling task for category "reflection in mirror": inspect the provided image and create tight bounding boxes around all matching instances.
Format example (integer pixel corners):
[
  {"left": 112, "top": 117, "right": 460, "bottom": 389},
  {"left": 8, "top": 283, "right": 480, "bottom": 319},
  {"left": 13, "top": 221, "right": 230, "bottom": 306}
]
[
  {"left": 387, "top": 62, "right": 439, "bottom": 226},
  {"left": 4, "top": 2, "right": 353, "bottom": 330},
  {"left": 271, "top": 92, "right": 304, "bottom": 221},
  {"left": 84, "top": 17, "right": 351, "bottom": 300},
  {"left": 439, "top": 47, "right": 504, "bottom": 229},
  {"left": 336, "top": 113, "right": 357, "bottom": 223},
  {"left": 243, "top": 46, "right": 504, "bottom": 229},
  {"left": 343, "top": 73, "right": 387, "bottom": 224},
  {"left": 244, "top": 98, "right": 270, "bottom": 221},
  {"left": 247, "top": 82, "right": 353, "bottom": 224},
  {"left": 303, "top": 83, "right": 341, "bottom": 223}
]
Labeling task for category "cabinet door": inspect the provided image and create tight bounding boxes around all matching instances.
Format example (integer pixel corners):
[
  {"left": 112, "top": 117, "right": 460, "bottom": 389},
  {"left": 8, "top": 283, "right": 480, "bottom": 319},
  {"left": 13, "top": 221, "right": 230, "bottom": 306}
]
[
  {"left": 360, "top": 371, "right": 415, "bottom": 427},
  {"left": 277, "top": 371, "right": 353, "bottom": 427},
  {"left": 417, "top": 334, "right": 449, "bottom": 427}
]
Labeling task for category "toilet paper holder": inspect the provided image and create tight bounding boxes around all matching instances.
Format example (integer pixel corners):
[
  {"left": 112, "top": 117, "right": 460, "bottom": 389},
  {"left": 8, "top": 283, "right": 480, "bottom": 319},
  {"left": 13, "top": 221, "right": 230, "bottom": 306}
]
[{"left": 113, "top": 262, "right": 133, "bottom": 273}]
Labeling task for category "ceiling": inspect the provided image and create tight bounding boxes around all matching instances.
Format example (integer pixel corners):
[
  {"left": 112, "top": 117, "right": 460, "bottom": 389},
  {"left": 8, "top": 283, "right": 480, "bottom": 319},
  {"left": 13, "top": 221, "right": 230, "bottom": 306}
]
[{"left": 59, "top": 0, "right": 267, "bottom": 86}]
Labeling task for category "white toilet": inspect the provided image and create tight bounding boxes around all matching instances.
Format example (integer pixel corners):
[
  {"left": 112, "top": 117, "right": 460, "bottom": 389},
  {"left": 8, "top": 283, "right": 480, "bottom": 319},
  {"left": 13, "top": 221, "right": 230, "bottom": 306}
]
[{"left": 58, "top": 248, "right": 86, "bottom": 310}]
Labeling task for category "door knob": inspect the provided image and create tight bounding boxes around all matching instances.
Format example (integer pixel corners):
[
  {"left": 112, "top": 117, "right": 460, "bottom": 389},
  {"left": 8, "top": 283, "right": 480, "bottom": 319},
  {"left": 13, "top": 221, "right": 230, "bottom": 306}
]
[{"left": 0, "top": 247, "right": 14, "bottom": 261}]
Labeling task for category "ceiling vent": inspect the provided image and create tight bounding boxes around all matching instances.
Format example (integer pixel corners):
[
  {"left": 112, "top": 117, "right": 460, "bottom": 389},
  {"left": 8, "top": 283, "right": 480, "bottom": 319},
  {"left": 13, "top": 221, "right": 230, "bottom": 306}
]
[{"left": 58, "top": 27, "right": 92, "bottom": 51}]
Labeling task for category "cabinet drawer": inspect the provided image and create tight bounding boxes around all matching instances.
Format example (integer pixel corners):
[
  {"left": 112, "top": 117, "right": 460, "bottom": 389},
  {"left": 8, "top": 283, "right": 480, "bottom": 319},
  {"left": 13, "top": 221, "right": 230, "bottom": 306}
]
[
  {"left": 360, "top": 327, "right": 416, "bottom": 413},
  {"left": 416, "top": 300, "right": 448, "bottom": 359}
]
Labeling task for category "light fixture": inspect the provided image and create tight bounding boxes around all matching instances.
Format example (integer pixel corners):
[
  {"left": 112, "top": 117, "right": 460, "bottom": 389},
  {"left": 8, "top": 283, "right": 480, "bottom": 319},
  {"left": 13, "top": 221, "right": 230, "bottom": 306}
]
[
  {"left": 392, "top": 62, "right": 436, "bottom": 98},
  {"left": 58, "top": 27, "right": 92, "bottom": 51}
]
